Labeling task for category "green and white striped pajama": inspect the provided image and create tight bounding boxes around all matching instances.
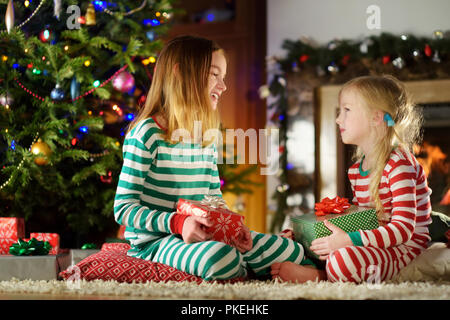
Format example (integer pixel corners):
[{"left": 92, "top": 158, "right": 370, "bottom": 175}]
[{"left": 114, "top": 117, "right": 306, "bottom": 281}]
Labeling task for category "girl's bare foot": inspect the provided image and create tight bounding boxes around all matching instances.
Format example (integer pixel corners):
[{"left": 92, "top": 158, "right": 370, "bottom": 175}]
[{"left": 270, "top": 261, "right": 327, "bottom": 283}]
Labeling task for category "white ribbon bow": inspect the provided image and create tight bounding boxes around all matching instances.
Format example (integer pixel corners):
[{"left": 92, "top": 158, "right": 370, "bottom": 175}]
[{"left": 201, "top": 195, "right": 227, "bottom": 209}]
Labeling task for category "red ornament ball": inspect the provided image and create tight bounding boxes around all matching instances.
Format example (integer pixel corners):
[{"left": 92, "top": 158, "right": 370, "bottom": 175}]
[
  {"left": 299, "top": 54, "right": 309, "bottom": 63},
  {"left": 100, "top": 171, "right": 113, "bottom": 184}
]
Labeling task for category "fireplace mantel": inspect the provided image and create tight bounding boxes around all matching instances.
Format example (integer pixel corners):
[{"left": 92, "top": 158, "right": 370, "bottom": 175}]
[{"left": 315, "top": 78, "right": 450, "bottom": 200}]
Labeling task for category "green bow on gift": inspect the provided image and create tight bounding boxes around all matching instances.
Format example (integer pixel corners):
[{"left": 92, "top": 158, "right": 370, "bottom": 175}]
[
  {"left": 81, "top": 243, "right": 97, "bottom": 250},
  {"left": 9, "top": 238, "right": 52, "bottom": 256}
]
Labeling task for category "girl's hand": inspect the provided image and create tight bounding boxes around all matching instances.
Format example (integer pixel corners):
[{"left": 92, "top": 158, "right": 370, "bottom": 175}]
[
  {"left": 232, "top": 226, "right": 253, "bottom": 253},
  {"left": 278, "top": 229, "right": 295, "bottom": 240},
  {"left": 181, "top": 216, "right": 213, "bottom": 244},
  {"left": 310, "top": 220, "right": 353, "bottom": 260}
]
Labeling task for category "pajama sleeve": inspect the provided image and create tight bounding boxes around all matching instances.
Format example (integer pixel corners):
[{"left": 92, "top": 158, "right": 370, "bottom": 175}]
[
  {"left": 113, "top": 129, "right": 178, "bottom": 235},
  {"left": 358, "top": 158, "right": 417, "bottom": 248}
]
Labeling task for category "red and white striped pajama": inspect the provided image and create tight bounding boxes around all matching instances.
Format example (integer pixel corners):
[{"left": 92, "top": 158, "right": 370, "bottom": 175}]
[{"left": 326, "top": 148, "right": 432, "bottom": 283}]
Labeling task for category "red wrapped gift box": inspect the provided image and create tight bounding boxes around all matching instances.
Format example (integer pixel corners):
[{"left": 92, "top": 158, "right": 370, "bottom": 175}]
[
  {"left": 176, "top": 196, "right": 245, "bottom": 246},
  {"left": 0, "top": 238, "right": 17, "bottom": 255},
  {"left": 30, "top": 233, "right": 60, "bottom": 255},
  {"left": 0, "top": 217, "right": 25, "bottom": 239}
]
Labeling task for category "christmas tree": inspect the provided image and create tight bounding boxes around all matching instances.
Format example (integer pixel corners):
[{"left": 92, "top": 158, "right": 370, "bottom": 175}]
[{"left": 0, "top": 0, "right": 176, "bottom": 247}]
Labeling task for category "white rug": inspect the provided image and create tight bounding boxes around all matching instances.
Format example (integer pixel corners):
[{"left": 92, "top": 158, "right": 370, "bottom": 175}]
[{"left": 0, "top": 278, "right": 449, "bottom": 300}]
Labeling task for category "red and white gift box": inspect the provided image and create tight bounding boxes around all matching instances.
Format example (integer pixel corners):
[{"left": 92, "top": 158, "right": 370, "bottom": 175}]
[
  {"left": 0, "top": 217, "right": 25, "bottom": 239},
  {"left": 0, "top": 218, "right": 26, "bottom": 254},
  {"left": 176, "top": 196, "right": 245, "bottom": 246},
  {"left": 0, "top": 238, "right": 17, "bottom": 255},
  {"left": 30, "top": 233, "right": 60, "bottom": 255}
]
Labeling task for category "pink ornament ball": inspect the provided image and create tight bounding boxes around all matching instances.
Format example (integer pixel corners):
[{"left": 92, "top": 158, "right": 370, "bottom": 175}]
[{"left": 113, "top": 71, "right": 135, "bottom": 93}]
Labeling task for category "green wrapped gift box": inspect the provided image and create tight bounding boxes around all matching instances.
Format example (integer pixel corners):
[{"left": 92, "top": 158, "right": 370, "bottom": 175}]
[{"left": 291, "top": 206, "right": 379, "bottom": 259}]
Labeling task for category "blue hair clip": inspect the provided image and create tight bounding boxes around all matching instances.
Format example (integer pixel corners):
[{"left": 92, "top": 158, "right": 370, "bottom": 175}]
[{"left": 383, "top": 113, "right": 395, "bottom": 127}]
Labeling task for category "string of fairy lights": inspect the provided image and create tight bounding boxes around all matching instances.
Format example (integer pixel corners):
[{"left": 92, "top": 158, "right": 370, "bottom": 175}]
[
  {"left": 13, "top": 62, "right": 131, "bottom": 102},
  {"left": 1, "top": 0, "right": 173, "bottom": 191}
]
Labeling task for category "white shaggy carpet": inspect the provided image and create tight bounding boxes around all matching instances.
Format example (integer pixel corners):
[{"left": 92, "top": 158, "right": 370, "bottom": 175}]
[{"left": 0, "top": 278, "right": 449, "bottom": 300}]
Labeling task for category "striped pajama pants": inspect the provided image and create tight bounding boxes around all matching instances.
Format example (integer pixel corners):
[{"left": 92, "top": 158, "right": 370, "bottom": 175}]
[
  {"left": 325, "top": 244, "right": 422, "bottom": 283},
  {"left": 131, "top": 231, "right": 306, "bottom": 281}
]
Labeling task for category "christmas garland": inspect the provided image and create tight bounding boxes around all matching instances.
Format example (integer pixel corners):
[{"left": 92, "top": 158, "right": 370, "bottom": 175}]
[{"left": 265, "top": 31, "right": 450, "bottom": 232}]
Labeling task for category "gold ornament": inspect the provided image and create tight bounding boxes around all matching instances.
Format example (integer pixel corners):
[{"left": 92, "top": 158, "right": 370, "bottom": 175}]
[
  {"left": 31, "top": 139, "right": 52, "bottom": 165},
  {"left": 85, "top": 3, "right": 96, "bottom": 26},
  {"left": 5, "top": 0, "right": 14, "bottom": 33}
]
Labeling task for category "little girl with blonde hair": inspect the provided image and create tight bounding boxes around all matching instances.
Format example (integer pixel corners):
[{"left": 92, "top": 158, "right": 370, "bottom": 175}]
[{"left": 271, "top": 75, "right": 432, "bottom": 283}]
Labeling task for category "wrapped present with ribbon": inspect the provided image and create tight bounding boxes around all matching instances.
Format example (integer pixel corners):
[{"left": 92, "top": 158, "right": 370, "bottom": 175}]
[
  {"left": 0, "top": 239, "right": 69, "bottom": 281},
  {"left": 291, "top": 204, "right": 379, "bottom": 259},
  {"left": 9, "top": 238, "right": 52, "bottom": 256},
  {"left": 176, "top": 195, "right": 245, "bottom": 246},
  {"left": 30, "top": 233, "right": 60, "bottom": 255},
  {"left": 0, "top": 217, "right": 25, "bottom": 239}
]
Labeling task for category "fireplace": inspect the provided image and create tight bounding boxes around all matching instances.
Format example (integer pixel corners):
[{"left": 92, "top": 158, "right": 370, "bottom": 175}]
[
  {"left": 316, "top": 79, "right": 450, "bottom": 215},
  {"left": 414, "top": 103, "right": 450, "bottom": 213}
]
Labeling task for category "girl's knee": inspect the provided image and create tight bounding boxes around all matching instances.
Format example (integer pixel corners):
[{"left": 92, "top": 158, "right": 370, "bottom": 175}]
[
  {"left": 201, "top": 243, "right": 245, "bottom": 281},
  {"left": 325, "top": 247, "right": 360, "bottom": 283}
]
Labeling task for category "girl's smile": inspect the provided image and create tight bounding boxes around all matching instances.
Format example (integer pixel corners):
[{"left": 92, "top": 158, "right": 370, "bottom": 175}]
[{"left": 208, "top": 51, "right": 227, "bottom": 109}]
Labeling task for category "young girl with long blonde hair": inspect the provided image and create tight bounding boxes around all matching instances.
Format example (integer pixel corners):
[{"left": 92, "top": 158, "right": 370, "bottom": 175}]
[
  {"left": 271, "top": 75, "right": 432, "bottom": 283},
  {"left": 114, "top": 35, "right": 322, "bottom": 281}
]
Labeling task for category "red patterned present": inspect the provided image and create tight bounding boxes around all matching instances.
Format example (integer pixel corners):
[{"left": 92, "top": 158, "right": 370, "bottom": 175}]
[
  {"left": 30, "top": 233, "right": 60, "bottom": 255},
  {"left": 176, "top": 196, "right": 245, "bottom": 246},
  {"left": 0, "top": 217, "right": 25, "bottom": 239},
  {"left": 0, "top": 238, "right": 17, "bottom": 255}
]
